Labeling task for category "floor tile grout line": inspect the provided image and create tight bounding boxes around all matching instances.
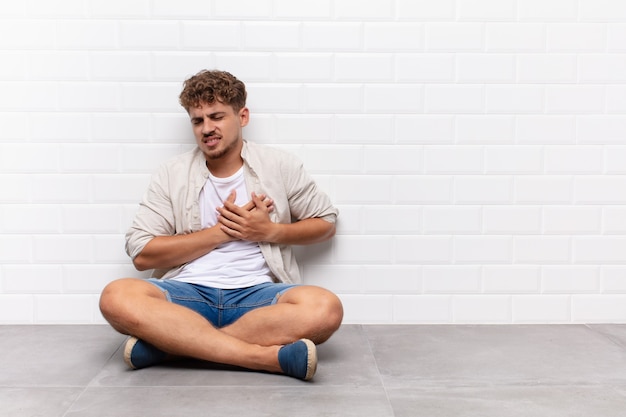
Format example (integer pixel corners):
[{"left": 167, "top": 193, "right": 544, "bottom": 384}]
[{"left": 361, "top": 324, "right": 397, "bottom": 417}]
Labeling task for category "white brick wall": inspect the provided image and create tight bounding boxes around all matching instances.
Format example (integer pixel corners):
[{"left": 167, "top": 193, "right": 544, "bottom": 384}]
[{"left": 1, "top": 0, "right": 626, "bottom": 324}]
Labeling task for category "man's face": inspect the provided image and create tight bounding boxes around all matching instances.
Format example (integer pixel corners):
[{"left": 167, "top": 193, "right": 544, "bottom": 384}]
[{"left": 189, "top": 101, "right": 249, "bottom": 161}]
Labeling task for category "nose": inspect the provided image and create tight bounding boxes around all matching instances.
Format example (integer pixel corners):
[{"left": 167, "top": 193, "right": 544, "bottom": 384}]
[{"left": 202, "top": 120, "right": 215, "bottom": 136}]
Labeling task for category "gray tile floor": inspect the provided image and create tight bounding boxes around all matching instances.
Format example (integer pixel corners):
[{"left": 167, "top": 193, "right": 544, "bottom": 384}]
[{"left": 2, "top": 324, "right": 626, "bottom": 416}]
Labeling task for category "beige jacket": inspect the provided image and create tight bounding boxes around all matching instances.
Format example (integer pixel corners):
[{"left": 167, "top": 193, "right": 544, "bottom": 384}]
[{"left": 125, "top": 140, "right": 338, "bottom": 284}]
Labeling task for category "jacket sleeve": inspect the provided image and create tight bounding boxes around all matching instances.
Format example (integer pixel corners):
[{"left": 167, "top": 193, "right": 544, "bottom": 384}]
[
  {"left": 281, "top": 154, "right": 338, "bottom": 224},
  {"left": 124, "top": 165, "right": 176, "bottom": 261}
]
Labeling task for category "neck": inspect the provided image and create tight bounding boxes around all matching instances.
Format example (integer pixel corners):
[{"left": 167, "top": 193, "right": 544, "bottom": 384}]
[{"left": 206, "top": 157, "right": 243, "bottom": 178}]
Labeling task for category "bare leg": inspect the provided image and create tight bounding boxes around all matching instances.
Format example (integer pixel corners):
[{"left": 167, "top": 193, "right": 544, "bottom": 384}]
[
  {"left": 99, "top": 278, "right": 282, "bottom": 373},
  {"left": 221, "top": 286, "right": 344, "bottom": 346}
]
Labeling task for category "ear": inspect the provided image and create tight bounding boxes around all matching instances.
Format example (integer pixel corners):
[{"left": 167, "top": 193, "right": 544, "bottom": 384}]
[{"left": 239, "top": 107, "right": 250, "bottom": 127}]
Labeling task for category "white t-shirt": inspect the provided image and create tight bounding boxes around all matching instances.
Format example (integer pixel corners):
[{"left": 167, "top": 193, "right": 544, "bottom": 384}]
[{"left": 172, "top": 166, "right": 273, "bottom": 288}]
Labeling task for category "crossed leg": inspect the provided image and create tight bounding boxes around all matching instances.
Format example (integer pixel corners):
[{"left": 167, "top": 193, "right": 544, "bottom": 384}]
[{"left": 99, "top": 278, "right": 343, "bottom": 375}]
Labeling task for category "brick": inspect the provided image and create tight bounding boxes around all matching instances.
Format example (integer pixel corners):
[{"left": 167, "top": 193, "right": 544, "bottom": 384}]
[
  {"left": 0, "top": 175, "right": 31, "bottom": 203},
  {"left": 517, "top": 54, "right": 577, "bottom": 83},
  {"left": 335, "top": 115, "right": 394, "bottom": 143},
  {"left": 361, "top": 266, "right": 421, "bottom": 293},
  {"left": 34, "top": 295, "right": 96, "bottom": 323},
  {"left": 578, "top": 116, "right": 626, "bottom": 143},
  {"left": 580, "top": 0, "right": 626, "bottom": 21},
  {"left": 512, "top": 296, "right": 571, "bottom": 323},
  {"left": 0, "top": 19, "right": 55, "bottom": 49},
  {"left": 119, "top": 21, "right": 179, "bottom": 50},
  {"left": 92, "top": 174, "right": 151, "bottom": 203},
  {"left": 121, "top": 83, "right": 188, "bottom": 112},
  {"left": 543, "top": 207, "right": 601, "bottom": 234},
  {"left": 516, "top": 116, "right": 575, "bottom": 144},
  {"left": 273, "top": 54, "right": 333, "bottom": 81},
  {"left": 515, "top": 236, "right": 571, "bottom": 263},
  {"left": 2, "top": 204, "right": 62, "bottom": 234},
  {"left": 519, "top": 0, "right": 579, "bottom": 21},
  {"left": 0, "top": 52, "right": 26, "bottom": 80},
  {"left": 544, "top": 146, "right": 604, "bottom": 173},
  {"left": 334, "top": 54, "right": 394, "bottom": 82},
  {"left": 34, "top": 236, "right": 93, "bottom": 263},
  {"left": 28, "top": 113, "right": 91, "bottom": 143},
  {"left": 454, "top": 236, "right": 512, "bottom": 263},
  {"left": 62, "top": 205, "right": 124, "bottom": 234},
  {"left": 2, "top": 265, "right": 63, "bottom": 293},
  {"left": 120, "top": 144, "right": 181, "bottom": 173},
  {"left": 486, "top": 23, "right": 546, "bottom": 52},
  {"left": 0, "top": 144, "right": 60, "bottom": 173},
  {"left": 574, "top": 237, "right": 626, "bottom": 263},
  {"left": 302, "top": 23, "right": 361, "bottom": 50},
  {"left": 363, "top": 206, "right": 420, "bottom": 234},
  {"left": 247, "top": 84, "right": 302, "bottom": 113},
  {"left": 334, "top": 236, "right": 393, "bottom": 263},
  {"left": 483, "top": 207, "right": 542, "bottom": 234},
  {"left": 575, "top": 177, "right": 626, "bottom": 203},
  {"left": 572, "top": 295, "right": 626, "bottom": 323},
  {"left": 275, "top": 116, "right": 335, "bottom": 145},
  {"left": 244, "top": 22, "right": 300, "bottom": 50},
  {"left": 0, "top": 295, "right": 34, "bottom": 324},
  {"left": 580, "top": 54, "right": 626, "bottom": 83},
  {"left": 548, "top": 23, "right": 607, "bottom": 51},
  {"left": 62, "top": 144, "right": 120, "bottom": 172},
  {"left": 486, "top": 85, "right": 544, "bottom": 114},
  {"left": 301, "top": 265, "right": 361, "bottom": 293},
  {"left": 213, "top": 53, "right": 271, "bottom": 82},
  {"left": 396, "top": 115, "right": 454, "bottom": 143},
  {"left": 607, "top": 86, "right": 626, "bottom": 113},
  {"left": 335, "top": 175, "right": 393, "bottom": 204},
  {"left": 484, "top": 266, "right": 541, "bottom": 293},
  {"left": 64, "top": 265, "right": 142, "bottom": 293},
  {"left": 395, "top": 236, "right": 453, "bottom": 264},
  {"left": 56, "top": 20, "right": 117, "bottom": 50},
  {"left": 456, "top": 54, "right": 516, "bottom": 83},
  {"left": 214, "top": 0, "right": 271, "bottom": 18},
  {"left": 545, "top": 86, "right": 606, "bottom": 114},
  {"left": 364, "top": 146, "right": 422, "bottom": 174},
  {"left": 602, "top": 266, "right": 626, "bottom": 293},
  {"left": 393, "top": 295, "right": 452, "bottom": 323},
  {"left": 94, "top": 235, "right": 128, "bottom": 263},
  {"left": 515, "top": 177, "right": 573, "bottom": 204},
  {"left": 395, "top": 176, "right": 453, "bottom": 204},
  {"left": 0, "top": 236, "right": 32, "bottom": 262},
  {"left": 422, "top": 266, "right": 482, "bottom": 293},
  {"left": 182, "top": 22, "right": 242, "bottom": 50},
  {"left": 0, "top": 113, "right": 28, "bottom": 141},
  {"left": 89, "top": 0, "right": 149, "bottom": 17},
  {"left": 453, "top": 295, "right": 511, "bottom": 323},
  {"left": 274, "top": 0, "right": 331, "bottom": 19},
  {"left": 334, "top": 0, "right": 393, "bottom": 20},
  {"left": 456, "top": 116, "right": 515, "bottom": 144},
  {"left": 59, "top": 82, "right": 120, "bottom": 111},
  {"left": 339, "top": 294, "right": 393, "bottom": 323},
  {"left": 90, "top": 52, "right": 151, "bottom": 80},
  {"left": 426, "top": 23, "right": 483, "bottom": 51},
  {"left": 396, "top": 53, "right": 455, "bottom": 82},
  {"left": 0, "top": 82, "right": 58, "bottom": 111},
  {"left": 93, "top": 113, "right": 152, "bottom": 143},
  {"left": 455, "top": 176, "right": 512, "bottom": 204},
  {"left": 422, "top": 206, "right": 482, "bottom": 234},
  {"left": 484, "top": 146, "right": 543, "bottom": 174},
  {"left": 542, "top": 266, "right": 600, "bottom": 293},
  {"left": 604, "top": 207, "right": 626, "bottom": 234},
  {"left": 333, "top": 205, "right": 362, "bottom": 235},
  {"left": 152, "top": 0, "right": 211, "bottom": 18},
  {"left": 364, "top": 23, "right": 424, "bottom": 51},
  {"left": 458, "top": 0, "right": 516, "bottom": 21},
  {"left": 304, "top": 84, "right": 363, "bottom": 113},
  {"left": 364, "top": 85, "right": 423, "bottom": 113},
  {"left": 423, "top": 146, "right": 483, "bottom": 173},
  {"left": 29, "top": 52, "right": 89, "bottom": 80},
  {"left": 425, "top": 85, "right": 484, "bottom": 114},
  {"left": 397, "top": 0, "right": 455, "bottom": 20},
  {"left": 608, "top": 25, "right": 626, "bottom": 51}
]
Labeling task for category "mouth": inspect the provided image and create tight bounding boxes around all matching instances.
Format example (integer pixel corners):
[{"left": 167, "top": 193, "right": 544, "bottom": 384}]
[{"left": 203, "top": 136, "right": 221, "bottom": 147}]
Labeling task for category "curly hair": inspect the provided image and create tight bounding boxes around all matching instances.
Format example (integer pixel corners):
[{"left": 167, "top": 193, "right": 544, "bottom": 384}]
[{"left": 179, "top": 70, "right": 247, "bottom": 112}]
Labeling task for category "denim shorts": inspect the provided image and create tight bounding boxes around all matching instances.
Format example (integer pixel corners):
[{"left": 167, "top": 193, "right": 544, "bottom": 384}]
[{"left": 147, "top": 279, "right": 298, "bottom": 328}]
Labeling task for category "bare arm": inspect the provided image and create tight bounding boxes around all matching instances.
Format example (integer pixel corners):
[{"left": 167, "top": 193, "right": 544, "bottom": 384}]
[{"left": 217, "top": 192, "right": 336, "bottom": 245}]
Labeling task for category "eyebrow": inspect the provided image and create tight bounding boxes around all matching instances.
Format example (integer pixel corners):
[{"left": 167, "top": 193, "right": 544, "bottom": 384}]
[{"left": 190, "top": 112, "right": 226, "bottom": 121}]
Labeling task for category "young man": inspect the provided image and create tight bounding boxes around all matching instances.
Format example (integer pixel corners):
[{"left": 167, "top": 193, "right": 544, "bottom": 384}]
[{"left": 99, "top": 70, "right": 343, "bottom": 381}]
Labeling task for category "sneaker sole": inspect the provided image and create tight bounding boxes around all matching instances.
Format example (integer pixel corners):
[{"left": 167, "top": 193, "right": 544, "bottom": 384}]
[
  {"left": 302, "top": 339, "right": 317, "bottom": 381},
  {"left": 123, "top": 336, "right": 139, "bottom": 370}
]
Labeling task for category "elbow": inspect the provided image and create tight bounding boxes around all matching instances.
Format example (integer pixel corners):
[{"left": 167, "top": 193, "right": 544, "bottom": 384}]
[{"left": 132, "top": 254, "right": 150, "bottom": 271}]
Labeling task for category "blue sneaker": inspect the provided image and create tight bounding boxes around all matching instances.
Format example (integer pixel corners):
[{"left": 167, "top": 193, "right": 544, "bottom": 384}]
[
  {"left": 123, "top": 337, "right": 169, "bottom": 370},
  {"left": 277, "top": 339, "right": 317, "bottom": 381}
]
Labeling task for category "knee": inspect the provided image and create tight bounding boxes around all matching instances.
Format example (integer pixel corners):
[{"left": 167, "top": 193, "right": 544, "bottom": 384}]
[
  {"left": 311, "top": 290, "right": 344, "bottom": 344},
  {"left": 99, "top": 278, "right": 143, "bottom": 329}
]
